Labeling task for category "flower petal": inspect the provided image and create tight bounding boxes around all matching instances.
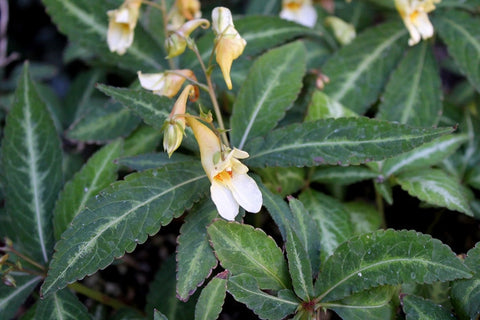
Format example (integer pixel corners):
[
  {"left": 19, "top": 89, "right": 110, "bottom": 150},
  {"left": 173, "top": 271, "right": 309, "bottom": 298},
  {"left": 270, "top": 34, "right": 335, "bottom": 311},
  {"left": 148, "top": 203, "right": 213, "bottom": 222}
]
[
  {"left": 211, "top": 181, "right": 239, "bottom": 220},
  {"left": 229, "top": 174, "right": 262, "bottom": 213}
]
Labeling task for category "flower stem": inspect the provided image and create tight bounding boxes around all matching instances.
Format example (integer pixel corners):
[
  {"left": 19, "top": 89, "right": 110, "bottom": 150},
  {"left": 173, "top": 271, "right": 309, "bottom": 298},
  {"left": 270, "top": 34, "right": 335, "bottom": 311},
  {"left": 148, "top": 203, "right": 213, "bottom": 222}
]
[
  {"left": 68, "top": 282, "right": 135, "bottom": 311},
  {"left": 0, "top": 245, "right": 46, "bottom": 272}
]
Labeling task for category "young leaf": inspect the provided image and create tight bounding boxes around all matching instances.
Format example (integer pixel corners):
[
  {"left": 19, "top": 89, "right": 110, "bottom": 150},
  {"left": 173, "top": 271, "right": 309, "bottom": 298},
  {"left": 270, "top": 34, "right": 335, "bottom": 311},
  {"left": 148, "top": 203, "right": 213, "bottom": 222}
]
[
  {"left": 396, "top": 169, "right": 473, "bottom": 216},
  {"left": 176, "top": 201, "right": 218, "bottom": 301},
  {"left": 402, "top": 295, "right": 455, "bottom": 320},
  {"left": 153, "top": 310, "right": 168, "bottom": 320},
  {"left": 321, "top": 21, "right": 407, "bottom": 114},
  {"left": 207, "top": 220, "right": 291, "bottom": 291},
  {"left": 382, "top": 134, "right": 468, "bottom": 178},
  {"left": 146, "top": 256, "right": 197, "bottom": 319},
  {"left": 374, "top": 180, "right": 393, "bottom": 205},
  {"left": 231, "top": 41, "right": 306, "bottom": 149},
  {"left": 285, "top": 228, "right": 314, "bottom": 301},
  {"left": 310, "top": 166, "right": 378, "bottom": 185},
  {"left": 377, "top": 42, "right": 442, "bottom": 126},
  {"left": 53, "top": 140, "right": 123, "bottom": 239},
  {"left": 299, "top": 190, "right": 353, "bottom": 263},
  {"left": 1, "top": 63, "right": 63, "bottom": 264},
  {"left": 41, "top": 162, "right": 208, "bottom": 297},
  {"left": 434, "top": 10, "right": 480, "bottom": 92},
  {"left": 228, "top": 274, "right": 298, "bottom": 320},
  {"left": 35, "top": 288, "right": 92, "bottom": 320},
  {"left": 244, "top": 117, "right": 453, "bottom": 168},
  {"left": 0, "top": 273, "right": 42, "bottom": 320},
  {"left": 451, "top": 244, "right": 480, "bottom": 320},
  {"left": 194, "top": 275, "right": 227, "bottom": 320},
  {"left": 315, "top": 229, "right": 472, "bottom": 302},
  {"left": 42, "top": 0, "right": 165, "bottom": 71},
  {"left": 96, "top": 85, "right": 172, "bottom": 130}
]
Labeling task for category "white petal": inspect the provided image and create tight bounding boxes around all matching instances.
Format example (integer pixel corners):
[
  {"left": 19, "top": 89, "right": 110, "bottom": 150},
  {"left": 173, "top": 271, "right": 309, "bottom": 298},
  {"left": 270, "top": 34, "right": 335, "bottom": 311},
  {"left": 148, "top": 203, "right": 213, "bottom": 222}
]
[
  {"left": 280, "top": 4, "right": 317, "bottom": 28},
  {"left": 229, "top": 174, "right": 262, "bottom": 213},
  {"left": 137, "top": 72, "right": 165, "bottom": 91},
  {"left": 211, "top": 182, "right": 239, "bottom": 220}
]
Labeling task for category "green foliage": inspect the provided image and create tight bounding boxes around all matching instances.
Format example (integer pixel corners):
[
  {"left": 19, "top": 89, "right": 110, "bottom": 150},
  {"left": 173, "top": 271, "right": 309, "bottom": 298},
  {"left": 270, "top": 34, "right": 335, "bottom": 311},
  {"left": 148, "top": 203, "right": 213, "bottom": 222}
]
[
  {"left": 35, "top": 288, "right": 93, "bottom": 320},
  {"left": 402, "top": 295, "right": 456, "bottom": 320},
  {"left": 194, "top": 275, "right": 227, "bottom": 320},
  {"left": 0, "top": 273, "right": 42, "bottom": 320}
]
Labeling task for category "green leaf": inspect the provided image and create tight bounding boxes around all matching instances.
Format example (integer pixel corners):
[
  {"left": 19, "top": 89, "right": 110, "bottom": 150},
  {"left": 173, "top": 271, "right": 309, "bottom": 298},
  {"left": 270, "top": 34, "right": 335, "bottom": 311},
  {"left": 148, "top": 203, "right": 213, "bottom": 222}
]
[
  {"left": 227, "top": 274, "right": 298, "bottom": 320},
  {"left": 42, "top": 0, "right": 165, "bottom": 71},
  {"left": 35, "top": 288, "right": 92, "bottom": 320},
  {"left": 305, "top": 91, "right": 357, "bottom": 121},
  {"left": 53, "top": 140, "right": 123, "bottom": 239},
  {"left": 374, "top": 180, "right": 393, "bottom": 205},
  {"left": 345, "top": 201, "right": 382, "bottom": 235},
  {"left": 434, "top": 10, "right": 480, "bottom": 92},
  {"left": 311, "top": 166, "right": 378, "bottom": 185},
  {"left": 286, "top": 228, "right": 314, "bottom": 301},
  {"left": 207, "top": 220, "right": 291, "bottom": 291},
  {"left": 246, "top": 1, "right": 280, "bottom": 15},
  {"left": 231, "top": 42, "right": 306, "bottom": 149},
  {"left": 451, "top": 244, "right": 480, "bottom": 320},
  {"left": 244, "top": 117, "right": 453, "bottom": 168},
  {"left": 66, "top": 99, "right": 141, "bottom": 143},
  {"left": 110, "top": 308, "right": 147, "bottom": 320},
  {"left": 176, "top": 201, "right": 218, "bottom": 301},
  {"left": 117, "top": 153, "right": 196, "bottom": 171},
  {"left": 327, "top": 286, "right": 397, "bottom": 320},
  {"left": 377, "top": 42, "right": 442, "bottom": 126},
  {"left": 0, "top": 273, "right": 42, "bottom": 320},
  {"left": 153, "top": 310, "right": 168, "bottom": 320},
  {"left": 382, "top": 134, "right": 468, "bottom": 177},
  {"left": 315, "top": 229, "right": 472, "bottom": 302},
  {"left": 396, "top": 168, "right": 473, "bottom": 216},
  {"left": 123, "top": 125, "right": 162, "bottom": 158},
  {"left": 322, "top": 21, "right": 407, "bottom": 114},
  {"left": 299, "top": 190, "right": 354, "bottom": 263},
  {"left": 256, "top": 166, "right": 305, "bottom": 197},
  {"left": 402, "top": 295, "right": 455, "bottom": 320},
  {"left": 194, "top": 275, "right": 227, "bottom": 320},
  {"left": 146, "top": 256, "right": 197, "bottom": 320},
  {"left": 1, "top": 63, "right": 63, "bottom": 264},
  {"left": 41, "top": 162, "right": 208, "bottom": 297}
]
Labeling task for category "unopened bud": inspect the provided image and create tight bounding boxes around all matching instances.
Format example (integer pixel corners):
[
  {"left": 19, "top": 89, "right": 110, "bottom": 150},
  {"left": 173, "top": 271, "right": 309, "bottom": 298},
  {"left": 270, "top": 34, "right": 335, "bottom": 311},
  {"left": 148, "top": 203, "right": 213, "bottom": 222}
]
[{"left": 325, "top": 16, "right": 356, "bottom": 45}]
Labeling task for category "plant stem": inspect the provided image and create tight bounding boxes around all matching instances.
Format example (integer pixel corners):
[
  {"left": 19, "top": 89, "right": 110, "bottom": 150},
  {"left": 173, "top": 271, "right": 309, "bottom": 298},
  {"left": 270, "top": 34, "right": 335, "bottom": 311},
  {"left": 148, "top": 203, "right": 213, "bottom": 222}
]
[
  {"left": 375, "top": 187, "right": 386, "bottom": 229},
  {"left": 68, "top": 282, "right": 133, "bottom": 311},
  {"left": 0, "top": 247, "right": 46, "bottom": 272}
]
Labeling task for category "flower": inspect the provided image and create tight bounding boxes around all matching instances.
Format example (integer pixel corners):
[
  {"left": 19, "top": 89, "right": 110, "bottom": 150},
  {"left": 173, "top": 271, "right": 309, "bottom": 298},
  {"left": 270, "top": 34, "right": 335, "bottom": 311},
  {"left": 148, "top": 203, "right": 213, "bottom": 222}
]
[
  {"left": 212, "top": 7, "right": 247, "bottom": 90},
  {"left": 138, "top": 69, "right": 195, "bottom": 98},
  {"left": 162, "top": 85, "right": 195, "bottom": 157},
  {"left": 176, "top": 0, "right": 202, "bottom": 20},
  {"left": 107, "top": 0, "right": 142, "bottom": 55},
  {"left": 186, "top": 117, "right": 262, "bottom": 220},
  {"left": 165, "top": 19, "right": 210, "bottom": 58},
  {"left": 395, "top": 0, "right": 440, "bottom": 46},
  {"left": 279, "top": 0, "right": 318, "bottom": 28}
]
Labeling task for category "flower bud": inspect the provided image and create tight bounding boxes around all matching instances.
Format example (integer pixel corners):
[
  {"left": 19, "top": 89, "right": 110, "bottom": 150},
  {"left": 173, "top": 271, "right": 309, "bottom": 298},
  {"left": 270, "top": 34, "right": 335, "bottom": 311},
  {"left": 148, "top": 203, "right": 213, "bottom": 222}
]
[
  {"left": 325, "top": 16, "right": 356, "bottom": 45},
  {"left": 165, "top": 19, "right": 210, "bottom": 59},
  {"left": 107, "top": 0, "right": 142, "bottom": 55},
  {"left": 138, "top": 69, "right": 195, "bottom": 98}
]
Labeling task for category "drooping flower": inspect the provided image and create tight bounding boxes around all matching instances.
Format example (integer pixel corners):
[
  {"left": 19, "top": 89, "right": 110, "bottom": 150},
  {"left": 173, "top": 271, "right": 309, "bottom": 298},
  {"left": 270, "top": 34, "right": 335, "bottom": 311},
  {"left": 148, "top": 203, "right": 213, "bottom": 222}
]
[
  {"left": 211, "top": 7, "right": 247, "bottom": 90},
  {"left": 138, "top": 69, "right": 195, "bottom": 98},
  {"left": 279, "top": 0, "right": 318, "bottom": 28},
  {"left": 176, "top": 0, "right": 202, "bottom": 20},
  {"left": 395, "top": 0, "right": 440, "bottom": 46},
  {"left": 165, "top": 19, "right": 210, "bottom": 58},
  {"left": 162, "top": 85, "right": 195, "bottom": 157},
  {"left": 107, "top": 0, "right": 142, "bottom": 55},
  {"left": 186, "top": 117, "right": 262, "bottom": 220}
]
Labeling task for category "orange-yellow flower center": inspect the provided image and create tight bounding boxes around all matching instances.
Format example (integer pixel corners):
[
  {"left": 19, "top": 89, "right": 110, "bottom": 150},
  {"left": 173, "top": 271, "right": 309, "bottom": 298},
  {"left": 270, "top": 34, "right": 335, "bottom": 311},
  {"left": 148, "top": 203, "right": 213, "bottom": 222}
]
[
  {"left": 409, "top": 10, "right": 420, "bottom": 22},
  {"left": 214, "top": 169, "right": 233, "bottom": 182},
  {"left": 286, "top": 2, "right": 302, "bottom": 10}
]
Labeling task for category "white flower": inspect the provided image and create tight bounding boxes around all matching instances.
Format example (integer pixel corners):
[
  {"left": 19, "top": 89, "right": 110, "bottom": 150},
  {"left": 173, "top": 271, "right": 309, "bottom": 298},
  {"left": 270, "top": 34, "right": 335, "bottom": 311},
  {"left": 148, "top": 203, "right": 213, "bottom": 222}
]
[
  {"left": 137, "top": 69, "right": 194, "bottom": 98},
  {"left": 186, "top": 117, "right": 262, "bottom": 220},
  {"left": 107, "top": 0, "right": 142, "bottom": 55},
  {"left": 395, "top": 0, "right": 440, "bottom": 46},
  {"left": 279, "top": 0, "right": 318, "bottom": 28}
]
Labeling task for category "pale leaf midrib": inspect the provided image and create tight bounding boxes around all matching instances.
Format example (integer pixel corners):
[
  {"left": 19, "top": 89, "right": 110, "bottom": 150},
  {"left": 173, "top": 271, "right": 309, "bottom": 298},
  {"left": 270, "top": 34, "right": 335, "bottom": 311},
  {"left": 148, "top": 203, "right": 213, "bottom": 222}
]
[
  {"left": 0, "top": 276, "right": 41, "bottom": 309},
  {"left": 232, "top": 280, "right": 298, "bottom": 306},
  {"left": 289, "top": 240, "right": 310, "bottom": 299},
  {"left": 43, "top": 173, "right": 206, "bottom": 295},
  {"left": 53, "top": 294, "right": 66, "bottom": 320}
]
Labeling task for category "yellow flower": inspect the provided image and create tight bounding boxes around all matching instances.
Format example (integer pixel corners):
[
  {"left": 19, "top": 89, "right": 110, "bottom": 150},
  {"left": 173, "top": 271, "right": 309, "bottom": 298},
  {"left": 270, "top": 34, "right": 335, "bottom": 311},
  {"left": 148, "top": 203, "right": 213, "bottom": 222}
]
[
  {"left": 279, "top": 0, "right": 318, "bottom": 28},
  {"left": 395, "top": 0, "right": 440, "bottom": 46},
  {"left": 162, "top": 85, "right": 195, "bottom": 157},
  {"left": 186, "top": 117, "right": 262, "bottom": 220},
  {"left": 212, "top": 7, "right": 247, "bottom": 90},
  {"left": 176, "top": 0, "right": 202, "bottom": 20},
  {"left": 165, "top": 19, "right": 210, "bottom": 59},
  {"left": 107, "top": 0, "right": 142, "bottom": 55},
  {"left": 137, "top": 69, "right": 195, "bottom": 98}
]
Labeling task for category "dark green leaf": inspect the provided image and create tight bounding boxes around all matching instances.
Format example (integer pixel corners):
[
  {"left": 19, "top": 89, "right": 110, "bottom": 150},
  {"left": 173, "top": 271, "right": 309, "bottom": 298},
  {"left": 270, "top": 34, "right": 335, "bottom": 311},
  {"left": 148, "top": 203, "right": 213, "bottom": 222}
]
[
  {"left": 374, "top": 180, "right": 393, "bottom": 205},
  {"left": 246, "top": 1, "right": 280, "bottom": 15},
  {"left": 310, "top": 166, "right": 378, "bottom": 185},
  {"left": 35, "top": 288, "right": 92, "bottom": 320},
  {"left": 315, "top": 229, "right": 472, "bottom": 302},
  {"left": 110, "top": 308, "right": 147, "bottom": 320},
  {"left": 286, "top": 228, "right": 314, "bottom": 301},
  {"left": 1, "top": 63, "right": 63, "bottom": 264},
  {"left": 176, "top": 201, "right": 218, "bottom": 301},
  {"left": 231, "top": 42, "right": 306, "bottom": 149},
  {"left": 228, "top": 274, "right": 298, "bottom": 320},
  {"left": 207, "top": 220, "right": 291, "bottom": 291},
  {"left": 322, "top": 21, "right": 407, "bottom": 114},
  {"left": 377, "top": 42, "right": 442, "bottom": 126},
  {"left": 402, "top": 295, "right": 455, "bottom": 320},
  {"left": 434, "top": 10, "right": 480, "bottom": 92},
  {"left": 42, "top": 0, "right": 165, "bottom": 71},
  {"left": 123, "top": 125, "right": 162, "bottom": 158},
  {"left": 256, "top": 167, "right": 305, "bottom": 197},
  {"left": 382, "top": 134, "right": 468, "bottom": 177},
  {"left": 305, "top": 91, "right": 357, "bottom": 121},
  {"left": 0, "top": 273, "right": 42, "bottom": 320},
  {"left": 396, "top": 169, "right": 473, "bottom": 216},
  {"left": 117, "top": 153, "right": 196, "bottom": 171},
  {"left": 41, "top": 162, "right": 208, "bottom": 297},
  {"left": 194, "top": 276, "right": 227, "bottom": 320},
  {"left": 345, "top": 201, "right": 382, "bottom": 234},
  {"left": 153, "top": 310, "right": 168, "bottom": 320},
  {"left": 54, "top": 140, "right": 123, "bottom": 239},
  {"left": 244, "top": 117, "right": 453, "bottom": 168}
]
